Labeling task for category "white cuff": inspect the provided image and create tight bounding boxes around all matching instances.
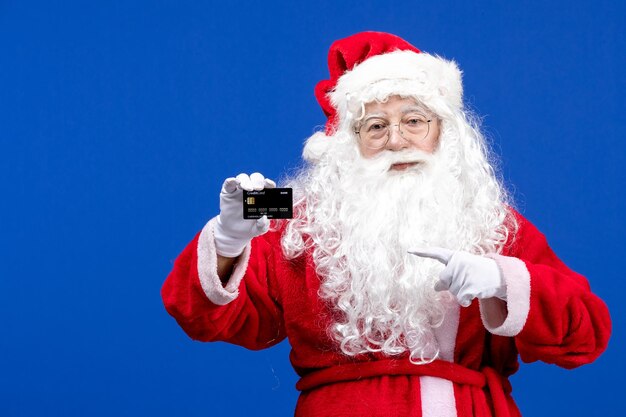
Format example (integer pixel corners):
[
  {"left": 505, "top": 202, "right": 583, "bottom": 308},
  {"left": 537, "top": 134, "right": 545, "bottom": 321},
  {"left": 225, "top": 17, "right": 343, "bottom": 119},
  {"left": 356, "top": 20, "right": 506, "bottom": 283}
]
[
  {"left": 196, "top": 217, "right": 252, "bottom": 306},
  {"left": 479, "top": 253, "right": 531, "bottom": 337}
]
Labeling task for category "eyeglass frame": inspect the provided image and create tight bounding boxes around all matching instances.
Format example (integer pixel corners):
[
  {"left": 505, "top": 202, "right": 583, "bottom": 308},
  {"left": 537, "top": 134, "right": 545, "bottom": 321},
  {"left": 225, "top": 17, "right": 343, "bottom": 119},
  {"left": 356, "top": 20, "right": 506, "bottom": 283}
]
[{"left": 353, "top": 114, "right": 435, "bottom": 150}]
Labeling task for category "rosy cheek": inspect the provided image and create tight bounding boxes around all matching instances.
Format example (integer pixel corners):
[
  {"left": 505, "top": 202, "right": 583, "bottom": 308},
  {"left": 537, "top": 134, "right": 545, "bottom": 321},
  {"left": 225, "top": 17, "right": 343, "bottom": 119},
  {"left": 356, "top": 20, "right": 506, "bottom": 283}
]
[{"left": 359, "top": 145, "right": 378, "bottom": 159}]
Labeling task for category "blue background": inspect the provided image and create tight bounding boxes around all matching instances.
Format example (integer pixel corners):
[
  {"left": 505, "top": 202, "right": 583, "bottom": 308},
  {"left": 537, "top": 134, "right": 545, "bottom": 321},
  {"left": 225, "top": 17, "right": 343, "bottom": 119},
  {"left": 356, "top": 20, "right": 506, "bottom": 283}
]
[{"left": 1, "top": 1, "right": 623, "bottom": 416}]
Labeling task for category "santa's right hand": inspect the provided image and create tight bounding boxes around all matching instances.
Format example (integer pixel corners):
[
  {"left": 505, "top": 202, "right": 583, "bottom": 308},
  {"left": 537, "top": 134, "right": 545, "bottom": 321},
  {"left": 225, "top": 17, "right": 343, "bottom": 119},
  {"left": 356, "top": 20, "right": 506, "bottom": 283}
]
[{"left": 214, "top": 172, "right": 276, "bottom": 257}]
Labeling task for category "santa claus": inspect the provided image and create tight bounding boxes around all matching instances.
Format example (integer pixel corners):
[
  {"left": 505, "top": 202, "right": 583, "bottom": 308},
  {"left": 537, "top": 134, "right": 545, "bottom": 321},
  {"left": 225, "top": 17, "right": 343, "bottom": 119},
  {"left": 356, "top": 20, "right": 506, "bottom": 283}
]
[{"left": 162, "top": 32, "right": 611, "bottom": 417}]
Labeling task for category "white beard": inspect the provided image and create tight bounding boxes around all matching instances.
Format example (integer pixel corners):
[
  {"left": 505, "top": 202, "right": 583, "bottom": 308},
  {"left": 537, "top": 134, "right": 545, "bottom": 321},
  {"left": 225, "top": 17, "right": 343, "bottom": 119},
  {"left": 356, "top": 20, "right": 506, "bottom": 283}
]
[
  {"left": 317, "top": 149, "right": 469, "bottom": 362},
  {"left": 281, "top": 125, "right": 513, "bottom": 363}
]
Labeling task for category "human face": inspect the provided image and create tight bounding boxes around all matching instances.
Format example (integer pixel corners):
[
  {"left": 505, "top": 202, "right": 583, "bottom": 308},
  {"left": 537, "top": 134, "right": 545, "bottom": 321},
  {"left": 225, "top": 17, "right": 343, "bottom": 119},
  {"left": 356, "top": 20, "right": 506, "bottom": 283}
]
[{"left": 356, "top": 96, "right": 440, "bottom": 169}]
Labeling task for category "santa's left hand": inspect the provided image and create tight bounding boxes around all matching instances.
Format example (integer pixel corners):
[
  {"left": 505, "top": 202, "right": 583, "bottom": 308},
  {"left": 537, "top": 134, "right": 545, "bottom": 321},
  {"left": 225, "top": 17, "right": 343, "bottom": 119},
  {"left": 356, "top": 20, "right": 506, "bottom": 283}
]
[{"left": 408, "top": 247, "right": 506, "bottom": 307}]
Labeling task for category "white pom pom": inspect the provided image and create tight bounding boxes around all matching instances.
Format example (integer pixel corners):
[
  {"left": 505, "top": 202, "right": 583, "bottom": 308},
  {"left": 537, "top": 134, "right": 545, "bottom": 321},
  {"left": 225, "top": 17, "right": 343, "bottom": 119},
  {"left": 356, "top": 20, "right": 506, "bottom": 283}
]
[{"left": 302, "top": 131, "right": 331, "bottom": 163}]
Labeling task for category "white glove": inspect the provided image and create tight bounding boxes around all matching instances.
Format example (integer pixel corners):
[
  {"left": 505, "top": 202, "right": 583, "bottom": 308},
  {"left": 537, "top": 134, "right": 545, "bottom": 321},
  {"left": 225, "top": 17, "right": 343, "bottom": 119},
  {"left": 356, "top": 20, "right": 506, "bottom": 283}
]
[
  {"left": 214, "top": 172, "right": 276, "bottom": 257},
  {"left": 408, "top": 247, "right": 506, "bottom": 307}
]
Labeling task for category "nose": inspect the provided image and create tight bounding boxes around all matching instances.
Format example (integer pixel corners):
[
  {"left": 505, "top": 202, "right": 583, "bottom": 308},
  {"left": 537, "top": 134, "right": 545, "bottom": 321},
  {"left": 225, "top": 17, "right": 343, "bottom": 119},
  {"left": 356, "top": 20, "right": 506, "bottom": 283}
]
[{"left": 385, "top": 124, "right": 409, "bottom": 151}]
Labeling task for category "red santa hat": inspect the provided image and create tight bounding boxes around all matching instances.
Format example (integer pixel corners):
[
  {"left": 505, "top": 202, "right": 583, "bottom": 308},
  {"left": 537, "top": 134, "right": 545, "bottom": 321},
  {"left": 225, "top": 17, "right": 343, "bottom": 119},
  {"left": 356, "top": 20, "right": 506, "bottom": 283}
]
[{"left": 304, "top": 31, "right": 463, "bottom": 161}]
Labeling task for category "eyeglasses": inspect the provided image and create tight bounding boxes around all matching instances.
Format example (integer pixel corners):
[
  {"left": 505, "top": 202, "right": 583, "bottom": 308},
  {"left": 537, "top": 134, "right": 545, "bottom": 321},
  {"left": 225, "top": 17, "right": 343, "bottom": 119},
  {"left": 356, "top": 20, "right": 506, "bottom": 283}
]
[{"left": 354, "top": 113, "right": 433, "bottom": 150}]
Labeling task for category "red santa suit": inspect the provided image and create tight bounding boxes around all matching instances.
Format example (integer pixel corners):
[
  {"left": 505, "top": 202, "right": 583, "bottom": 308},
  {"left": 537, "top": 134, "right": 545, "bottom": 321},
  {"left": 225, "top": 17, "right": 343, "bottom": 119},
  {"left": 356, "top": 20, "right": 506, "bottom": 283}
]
[{"left": 161, "top": 209, "right": 611, "bottom": 417}]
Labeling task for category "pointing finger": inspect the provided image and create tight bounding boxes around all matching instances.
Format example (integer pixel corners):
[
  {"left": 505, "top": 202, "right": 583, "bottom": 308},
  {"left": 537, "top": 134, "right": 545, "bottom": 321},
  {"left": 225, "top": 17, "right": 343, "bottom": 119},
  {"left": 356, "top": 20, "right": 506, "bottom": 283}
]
[{"left": 407, "top": 247, "right": 454, "bottom": 265}]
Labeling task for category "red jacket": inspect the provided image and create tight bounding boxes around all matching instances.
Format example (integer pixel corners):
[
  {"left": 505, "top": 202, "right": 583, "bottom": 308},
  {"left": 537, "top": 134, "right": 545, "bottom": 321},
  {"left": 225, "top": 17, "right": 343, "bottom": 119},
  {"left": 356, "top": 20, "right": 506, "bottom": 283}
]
[{"left": 162, "top": 211, "right": 611, "bottom": 417}]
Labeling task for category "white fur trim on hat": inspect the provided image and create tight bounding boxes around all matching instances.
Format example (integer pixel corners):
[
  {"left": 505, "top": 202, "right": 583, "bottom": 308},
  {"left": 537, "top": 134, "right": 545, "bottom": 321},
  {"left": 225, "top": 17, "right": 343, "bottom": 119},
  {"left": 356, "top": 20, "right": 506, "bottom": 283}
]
[{"left": 330, "top": 50, "right": 463, "bottom": 122}]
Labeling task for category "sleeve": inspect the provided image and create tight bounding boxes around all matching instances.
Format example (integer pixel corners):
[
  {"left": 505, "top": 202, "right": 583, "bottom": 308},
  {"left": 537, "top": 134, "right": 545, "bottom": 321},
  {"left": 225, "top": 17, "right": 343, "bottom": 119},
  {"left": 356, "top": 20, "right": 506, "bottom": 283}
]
[
  {"left": 161, "top": 217, "right": 287, "bottom": 351},
  {"left": 478, "top": 211, "right": 612, "bottom": 369}
]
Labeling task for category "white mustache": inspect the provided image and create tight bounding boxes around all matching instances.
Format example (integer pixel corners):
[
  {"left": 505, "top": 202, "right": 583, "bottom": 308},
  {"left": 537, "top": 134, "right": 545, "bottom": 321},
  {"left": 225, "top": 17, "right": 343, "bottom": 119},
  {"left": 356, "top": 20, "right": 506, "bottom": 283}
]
[{"left": 363, "top": 150, "right": 434, "bottom": 173}]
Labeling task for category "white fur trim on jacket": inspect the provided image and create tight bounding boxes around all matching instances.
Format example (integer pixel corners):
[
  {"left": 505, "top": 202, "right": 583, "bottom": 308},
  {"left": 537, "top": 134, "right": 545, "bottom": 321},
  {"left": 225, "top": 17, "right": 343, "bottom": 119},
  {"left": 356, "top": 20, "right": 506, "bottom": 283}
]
[
  {"left": 479, "top": 253, "right": 531, "bottom": 337},
  {"left": 420, "top": 295, "right": 461, "bottom": 417},
  {"left": 330, "top": 50, "right": 463, "bottom": 124},
  {"left": 196, "top": 217, "right": 251, "bottom": 305}
]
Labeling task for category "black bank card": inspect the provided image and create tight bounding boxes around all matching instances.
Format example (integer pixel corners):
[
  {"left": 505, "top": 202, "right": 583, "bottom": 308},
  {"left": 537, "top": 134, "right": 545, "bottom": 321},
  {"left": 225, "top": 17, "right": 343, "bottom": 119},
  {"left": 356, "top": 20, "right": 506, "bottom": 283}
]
[{"left": 243, "top": 188, "right": 293, "bottom": 219}]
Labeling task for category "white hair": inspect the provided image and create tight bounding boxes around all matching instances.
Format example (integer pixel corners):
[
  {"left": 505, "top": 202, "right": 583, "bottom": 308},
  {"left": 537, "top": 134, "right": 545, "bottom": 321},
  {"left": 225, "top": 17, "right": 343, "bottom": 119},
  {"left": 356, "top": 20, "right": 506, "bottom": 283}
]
[{"left": 276, "top": 97, "right": 517, "bottom": 364}]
